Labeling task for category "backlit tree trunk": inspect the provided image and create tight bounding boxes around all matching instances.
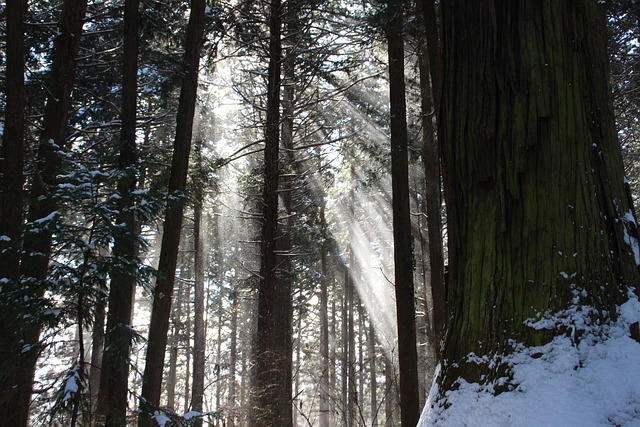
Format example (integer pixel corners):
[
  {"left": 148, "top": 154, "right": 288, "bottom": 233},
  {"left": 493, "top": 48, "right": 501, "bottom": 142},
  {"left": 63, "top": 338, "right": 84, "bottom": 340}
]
[
  {"left": 368, "top": 317, "right": 377, "bottom": 426},
  {"left": 137, "top": 0, "right": 206, "bottom": 424},
  {"left": 89, "top": 287, "right": 106, "bottom": 418},
  {"left": 319, "top": 197, "right": 331, "bottom": 427},
  {"left": 417, "top": 0, "right": 446, "bottom": 352},
  {"left": 165, "top": 279, "right": 183, "bottom": 411},
  {"left": 0, "top": 0, "right": 26, "bottom": 420},
  {"left": 342, "top": 167, "right": 356, "bottom": 427},
  {"left": 437, "top": 0, "right": 640, "bottom": 396},
  {"left": 1, "top": 0, "right": 88, "bottom": 424},
  {"left": 383, "top": 356, "right": 396, "bottom": 427},
  {"left": 385, "top": 2, "right": 420, "bottom": 425},
  {"left": 228, "top": 289, "right": 238, "bottom": 427},
  {"left": 251, "top": 0, "right": 291, "bottom": 424},
  {"left": 0, "top": 0, "right": 25, "bottom": 284},
  {"left": 191, "top": 141, "right": 206, "bottom": 424},
  {"left": 97, "top": 0, "right": 139, "bottom": 423}
]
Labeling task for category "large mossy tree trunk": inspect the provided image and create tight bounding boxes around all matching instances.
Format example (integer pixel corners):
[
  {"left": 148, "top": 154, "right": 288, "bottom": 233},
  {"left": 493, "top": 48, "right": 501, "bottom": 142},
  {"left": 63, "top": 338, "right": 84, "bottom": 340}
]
[{"left": 438, "top": 0, "right": 640, "bottom": 395}]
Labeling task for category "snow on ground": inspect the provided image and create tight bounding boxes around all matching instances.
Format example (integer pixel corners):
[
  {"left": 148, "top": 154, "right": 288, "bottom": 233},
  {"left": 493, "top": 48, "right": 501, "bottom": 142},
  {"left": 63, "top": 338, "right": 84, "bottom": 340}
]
[{"left": 419, "top": 295, "right": 640, "bottom": 427}]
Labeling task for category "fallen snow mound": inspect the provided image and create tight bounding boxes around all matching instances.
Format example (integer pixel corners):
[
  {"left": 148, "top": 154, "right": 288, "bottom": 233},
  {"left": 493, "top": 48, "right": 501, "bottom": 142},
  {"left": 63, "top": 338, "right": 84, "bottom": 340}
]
[{"left": 419, "top": 296, "right": 640, "bottom": 427}]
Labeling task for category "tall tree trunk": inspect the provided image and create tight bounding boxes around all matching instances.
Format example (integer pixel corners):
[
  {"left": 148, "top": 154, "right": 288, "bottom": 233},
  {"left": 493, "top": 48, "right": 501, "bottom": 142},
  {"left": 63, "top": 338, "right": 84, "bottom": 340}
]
[
  {"left": 227, "top": 289, "right": 238, "bottom": 427},
  {"left": 341, "top": 212, "right": 357, "bottom": 425},
  {"left": 412, "top": 184, "right": 433, "bottom": 406},
  {"left": 341, "top": 271, "right": 348, "bottom": 425},
  {"left": 0, "top": 0, "right": 25, "bottom": 283},
  {"left": 437, "top": 0, "right": 640, "bottom": 397},
  {"left": 357, "top": 302, "right": 365, "bottom": 424},
  {"left": 417, "top": 48, "right": 445, "bottom": 352},
  {"left": 1, "top": 1, "right": 88, "bottom": 424},
  {"left": 251, "top": 0, "right": 291, "bottom": 425},
  {"left": 183, "top": 284, "right": 191, "bottom": 414},
  {"left": 137, "top": 0, "right": 206, "bottom": 423},
  {"left": 385, "top": 2, "right": 420, "bottom": 425},
  {"left": 383, "top": 356, "right": 395, "bottom": 427},
  {"left": 319, "top": 198, "right": 331, "bottom": 427},
  {"left": 89, "top": 286, "right": 106, "bottom": 419},
  {"left": 368, "top": 319, "right": 377, "bottom": 426},
  {"left": 330, "top": 297, "right": 337, "bottom": 424},
  {"left": 347, "top": 242, "right": 356, "bottom": 426},
  {"left": 240, "top": 307, "right": 249, "bottom": 425},
  {"left": 420, "top": 0, "right": 442, "bottom": 107},
  {"left": 166, "top": 342, "right": 178, "bottom": 410},
  {"left": 215, "top": 286, "right": 223, "bottom": 422},
  {"left": 98, "top": 0, "right": 139, "bottom": 424},
  {"left": 279, "top": 1, "right": 299, "bottom": 421},
  {"left": 191, "top": 147, "right": 206, "bottom": 423},
  {"left": 166, "top": 279, "right": 183, "bottom": 411},
  {"left": 0, "top": 0, "right": 26, "bottom": 421},
  {"left": 293, "top": 296, "right": 302, "bottom": 426}
]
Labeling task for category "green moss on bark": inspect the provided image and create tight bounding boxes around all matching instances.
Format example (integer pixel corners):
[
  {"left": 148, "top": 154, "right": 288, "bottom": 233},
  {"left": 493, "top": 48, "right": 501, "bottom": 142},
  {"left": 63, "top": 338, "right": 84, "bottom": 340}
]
[{"left": 439, "top": 0, "right": 640, "bottom": 393}]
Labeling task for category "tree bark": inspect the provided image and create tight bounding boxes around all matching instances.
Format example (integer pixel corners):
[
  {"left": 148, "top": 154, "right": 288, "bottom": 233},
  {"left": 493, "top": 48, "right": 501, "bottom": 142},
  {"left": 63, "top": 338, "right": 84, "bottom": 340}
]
[
  {"left": 97, "top": 0, "right": 139, "bottom": 423},
  {"left": 341, "top": 267, "right": 349, "bottom": 425},
  {"left": 385, "top": 2, "right": 420, "bottom": 425},
  {"left": 368, "top": 316, "right": 377, "bottom": 426},
  {"left": 342, "top": 168, "right": 356, "bottom": 427},
  {"left": 0, "top": 0, "right": 26, "bottom": 420},
  {"left": 183, "top": 284, "right": 191, "bottom": 414},
  {"left": 89, "top": 287, "right": 106, "bottom": 419},
  {"left": 417, "top": 0, "right": 446, "bottom": 353},
  {"left": 137, "top": 0, "right": 206, "bottom": 424},
  {"left": 319, "top": 198, "right": 331, "bottom": 427},
  {"left": 191, "top": 146, "right": 206, "bottom": 423},
  {"left": 383, "top": 356, "right": 396, "bottom": 427},
  {"left": 420, "top": 0, "right": 442, "bottom": 108},
  {"left": 0, "top": 0, "right": 25, "bottom": 283},
  {"left": 166, "top": 280, "right": 183, "bottom": 411},
  {"left": 251, "top": 0, "right": 292, "bottom": 424},
  {"left": 227, "top": 289, "right": 238, "bottom": 427},
  {"left": 438, "top": 0, "right": 640, "bottom": 395},
  {"left": 215, "top": 287, "right": 223, "bottom": 421},
  {"left": 1, "top": 0, "right": 88, "bottom": 424}
]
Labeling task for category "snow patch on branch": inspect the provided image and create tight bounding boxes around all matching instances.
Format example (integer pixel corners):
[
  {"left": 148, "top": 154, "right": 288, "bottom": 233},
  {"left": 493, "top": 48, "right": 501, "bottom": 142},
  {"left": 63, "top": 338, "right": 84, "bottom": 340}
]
[{"left": 621, "top": 209, "right": 640, "bottom": 266}]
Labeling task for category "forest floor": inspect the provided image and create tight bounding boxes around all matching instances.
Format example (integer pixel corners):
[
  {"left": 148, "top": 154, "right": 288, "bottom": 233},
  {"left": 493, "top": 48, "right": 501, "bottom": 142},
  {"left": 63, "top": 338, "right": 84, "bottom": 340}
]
[{"left": 419, "top": 293, "right": 640, "bottom": 427}]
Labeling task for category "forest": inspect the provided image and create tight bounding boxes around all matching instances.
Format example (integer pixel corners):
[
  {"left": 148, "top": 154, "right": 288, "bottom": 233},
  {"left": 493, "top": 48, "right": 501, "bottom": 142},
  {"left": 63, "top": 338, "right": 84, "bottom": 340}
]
[{"left": 2, "top": 0, "right": 640, "bottom": 426}]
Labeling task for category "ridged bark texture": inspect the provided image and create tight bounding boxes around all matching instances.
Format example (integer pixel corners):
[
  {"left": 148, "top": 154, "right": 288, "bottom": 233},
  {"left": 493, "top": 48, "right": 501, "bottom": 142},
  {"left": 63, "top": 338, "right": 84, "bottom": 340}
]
[{"left": 439, "top": 0, "right": 640, "bottom": 392}]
